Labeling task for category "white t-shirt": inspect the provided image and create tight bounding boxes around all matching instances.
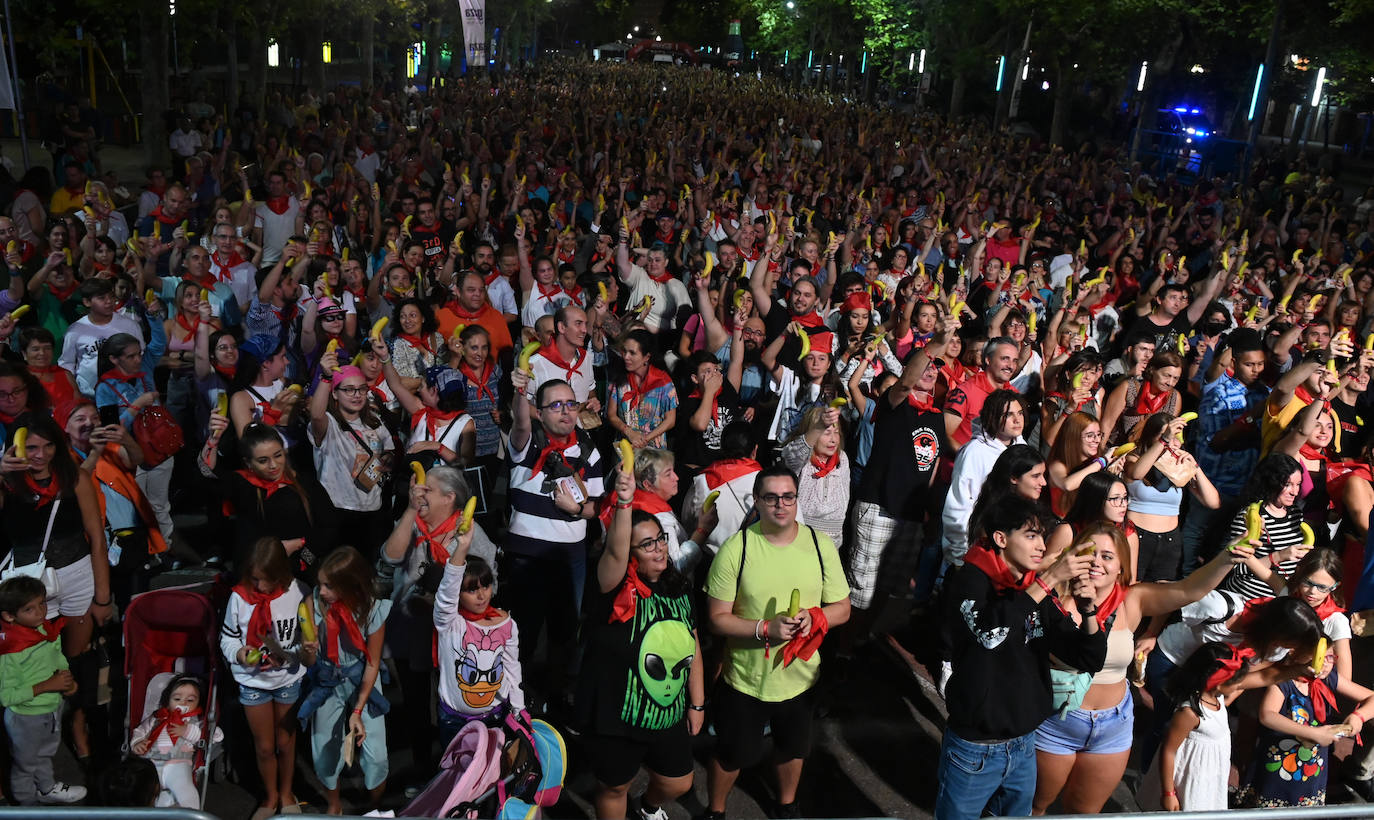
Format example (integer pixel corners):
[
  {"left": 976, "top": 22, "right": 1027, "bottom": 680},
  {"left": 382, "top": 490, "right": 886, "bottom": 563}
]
[
  {"left": 311, "top": 414, "right": 394, "bottom": 512},
  {"left": 219, "top": 581, "right": 309, "bottom": 690},
  {"left": 485, "top": 275, "right": 518, "bottom": 318},
  {"left": 530, "top": 346, "right": 595, "bottom": 403},
  {"left": 619, "top": 263, "right": 690, "bottom": 334},
  {"left": 255, "top": 200, "right": 301, "bottom": 264},
  {"left": 60, "top": 313, "right": 146, "bottom": 396},
  {"left": 406, "top": 410, "right": 474, "bottom": 458}
]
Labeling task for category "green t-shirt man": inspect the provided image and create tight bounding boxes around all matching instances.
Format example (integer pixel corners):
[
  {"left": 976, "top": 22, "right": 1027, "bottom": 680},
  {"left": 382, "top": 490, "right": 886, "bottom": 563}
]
[{"left": 706, "top": 521, "right": 850, "bottom": 702}]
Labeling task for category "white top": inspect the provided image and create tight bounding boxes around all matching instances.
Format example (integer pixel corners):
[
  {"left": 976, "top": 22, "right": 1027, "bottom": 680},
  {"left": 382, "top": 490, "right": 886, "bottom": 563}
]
[
  {"left": 433, "top": 560, "right": 526, "bottom": 716},
  {"left": 530, "top": 346, "right": 595, "bottom": 403},
  {"left": 406, "top": 410, "right": 474, "bottom": 457},
  {"left": 209, "top": 253, "right": 258, "bottom": 309},
  {"left": 618, "top": 264, "right": 690, "bottom": 333},
  {"left": 310, "top": 414, "right": 394, "bottom": 513},
  {"left": 60, "top": 313, "right": 146, "bottom": 396},
  {"left": 484, "top": 275, "right": 518, "bottom": 318},
  {"left": 255, "top": 199, "right": 302, "bottom": 264},
  {"left": 941, "top": 433, "right": 1021, "bottom": 564},
  {"left": 767, "top": 367, "right": 818, "bottom": 442},
  {"left": 76, "top": 210, "right": 130, "bottom": 246},
  {"left": 219, "top": 581, "right": 309, "bottom": 690},
  {"left": 520, "top": 286, "right": 570, "bottom": 329}
]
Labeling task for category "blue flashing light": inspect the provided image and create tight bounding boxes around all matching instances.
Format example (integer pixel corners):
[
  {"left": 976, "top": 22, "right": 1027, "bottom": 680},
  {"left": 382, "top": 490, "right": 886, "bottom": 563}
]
[
  {"left": 995, "top": 55, "right": 1005, "bottom": 92},
  {"left": 1190, "top": 108, "right": 1200, "bottom": 114},
  {"left": 1173, "top": 106, "right": 1187, "bottom": 112},
  {"left": 1248, "top": 64, "right": 1264, "bottom": 121}
]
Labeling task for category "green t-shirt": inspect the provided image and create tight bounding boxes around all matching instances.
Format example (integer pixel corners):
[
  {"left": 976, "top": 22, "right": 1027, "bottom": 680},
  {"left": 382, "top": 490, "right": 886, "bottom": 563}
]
[{"left": 705, "top": 522, "right": 850, "bottom": 702}]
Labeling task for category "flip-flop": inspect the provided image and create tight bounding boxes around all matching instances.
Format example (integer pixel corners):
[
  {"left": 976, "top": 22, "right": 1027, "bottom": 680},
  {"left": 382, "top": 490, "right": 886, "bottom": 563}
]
[
  {"left": 281, "top": 803, "right": 306, "bottom": 814},
  {"left": 250, "top": 806, "right": 277, "bottom": 820}
]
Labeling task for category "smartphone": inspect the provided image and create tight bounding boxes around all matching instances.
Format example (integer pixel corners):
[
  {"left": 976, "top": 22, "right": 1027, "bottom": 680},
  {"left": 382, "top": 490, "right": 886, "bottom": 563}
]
[{"left": 99, "top": 405, "right": 121, "bottom": 427}]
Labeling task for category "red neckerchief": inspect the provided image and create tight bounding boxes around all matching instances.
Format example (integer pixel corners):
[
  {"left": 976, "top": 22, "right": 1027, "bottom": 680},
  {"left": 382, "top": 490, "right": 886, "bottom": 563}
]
[
  {"left": 781, "top": 606, "right": 829, "bottom": 667},
  {"left": 810, "top": 451, "right": 840, "bottom": 478},
  {"left": 1300, "top": 442, "right": 1329, "bottom": 464},
  {"left": 535, "top": 282, "right": 564, "bottom": 302},
  {"left": 415, "top": 510, "right": 461, "bottom": 565},
  {"left": 235, "top": 469, "right": 293, "bottom": 499},
  {"left": 323, "top": 600, "right": 370, "bottom": 664},
  {"left": 610, "top": 557, "right": 653, "bottom": 623},
  {"left": 793, "top": 310, "right": 824, "bottom": 328},
  {"left": 1294, "top": 385, "right": 1316, "bottom": 405},
  {"left": 530, "top": 429, "right": 578, "bottom": 476},
  {"left": 1133, "top": 379, "right": 1170, "bottom": 415},
  {"left": 564, "top": 284, "right": 584, "bottom": 303},
  {"left": 270, "top": 301, "right": 298, "bottom": 324},
  {"left": 703, "top": 457, "right": 760, "bottom": 489},
  {"left": 23, "top": 474, "right": 61, "bottom": 508},
  {"left": 147, "top": 707, "right": 203, "bottom": 746},
  {"left": 538, "top": 342, "right": 587, "bottom": 382},
  {"left": 459, "top": 360, "right": 497, "bottom": 403},
  {"left": 484, "top": 269, "right": 503, "bottom": 287},
  {"left": 48, "top": 281, "right": 79, "bottom": 301},
  {"left": 625, "top": 366, "right": 671, "bottom": 410},
  {"left": 368, "top": 373, "right": 389, "bottom": 404},
  {"left": 597, "top": 487, "right": 673, "bottom": 528},
  {"left": 145, "top": 183, "right": 166, "bottom": 198},
  {"left": 232, "top": 583, "right": 285, "bottom": 649},
  {"left": 1095, "top": 582, "right": 1128, "bottom": 630},
  {"left": 182, "top": 271, "right": 216, "bottom": 290},
  {"left": 398, "top": 333, "right": 433, "bottom": 355},
  {"left": 0, "top": 617, "right": 65, "bottom": 655},
  {"left": 1203, "top": 643, "right": 1257, "bottom": 691},
  {"left": 1304, "top": 673, "right": 1340, "bottom": 724},
  {"left": 30, "top": 365, "right": 76, "bottom": 408},
  {"left": 258, "top": 400, "right": 283, "bottom": 425},
  {"left": 212, "top": 364, "right": 236, "bottom": 382},
  {"left": 647, "top": 267, "right": 673, "bottom": 285},
  {"left": 460, "top": 605, "right": 503, "bottom": 622},
  {"left": 1312, "top": 594, "right": 1343, "bottom": 621},
  {"left": 907, "top": 391, "right": 936, "bottom": 413},
  {"left": 265, "top": 196, "right": 292, "bottom": 215},
  {"left": 175, "top": 312, "right": 201, "bottom": 342},
  {"left": 446, "top": 301, "right": 485, "bottom": 322},
  {"left": 964, "top": 543, "right": 1035, "bottom": 592},
  {"left": 410, "top": 407, "right": 462, "bottom": 440},
  {"left": 687, "top": 386, "right": 720, "bottom": 423},
  {"left": 212, "top": 250, "right": 246, "bottom": 272}
]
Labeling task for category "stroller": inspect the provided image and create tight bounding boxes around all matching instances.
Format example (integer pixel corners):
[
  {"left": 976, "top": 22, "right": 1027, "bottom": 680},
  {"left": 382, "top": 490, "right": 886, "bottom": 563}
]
[
  {"left": 402, "top": 712, "right": 566, "bottom": 819},
  {"left": 123, "top": 588, "right": 224, "bottom": 807}
]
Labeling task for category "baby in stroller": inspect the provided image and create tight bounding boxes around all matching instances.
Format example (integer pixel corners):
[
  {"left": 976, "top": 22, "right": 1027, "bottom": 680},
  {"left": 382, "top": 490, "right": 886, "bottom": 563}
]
[{"left": 131, "top": 674, "right": 223, "bottom": 808}]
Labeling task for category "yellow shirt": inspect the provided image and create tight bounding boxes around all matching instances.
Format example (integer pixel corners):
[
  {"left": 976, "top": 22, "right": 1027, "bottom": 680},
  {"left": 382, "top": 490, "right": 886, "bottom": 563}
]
[
  {"left": 49, "top": 187, "right": 85, "bottom": 217},
  {"left": 705, "top": 522, "right": 850, "bottom": 702}
]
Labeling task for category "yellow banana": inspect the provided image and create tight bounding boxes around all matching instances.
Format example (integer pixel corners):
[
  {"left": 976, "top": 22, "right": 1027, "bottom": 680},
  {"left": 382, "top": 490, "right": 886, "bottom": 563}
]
[
  {"left": 797, "top": 331, "right": 812, "bottom": 361},
  {"left": 1301, "top": 522, "right": 1316, "bottom": 547},
  {"left": 703, "top": 252, "right": 715, "bottom": 277},
  {"left": 828, "top": 398, "right": 848, "bottom": 408},
  {"left": 703, "top": 490, "right": 720, "bottom": 514},
  {"left": 200, "top": 288, "right": 210, "bottom": 302},
  {"left": 1313, "top": 636, "right": 1328, "bottom": 675},
  {"left": 370, "top": 317, "right": 389, "bottom": 341},
  {"left": 517, "top": 341, "right": 541, "bottom": 374},
  {"left": 298, "top": 603, "right": 317, "bottom": 642},
  {"left": 325, "top": 339, "right": 339, "bottom": 356},
  {"left": 411, "top": 462, "right": 426, "bottom": 485},
  {"left": 8, "top": 305, "right": 30, "bottom": 321},
  {"left": 1177, "top": 412, "right": 1198, "bottom": 424},
  {"left": 618, "top": 439, "right": 635, "bottom": 476},
  {"left": 598, "top": 282, "right": 610, "bottom": 304},
  {"left": 1109, "top": 443, "right": 1136, "bottom": 459},
  {"left": 787, "top": 589, "right": 801, "bottom": 618},
  {"left": 458, "top": 495, "right": 478, "bottom": 534},
  {"left": 12, "top": 427, "right": 27, "bottom": 454},
  {"left": 216, "top": 393, "right": 228, "bottom": 416}
]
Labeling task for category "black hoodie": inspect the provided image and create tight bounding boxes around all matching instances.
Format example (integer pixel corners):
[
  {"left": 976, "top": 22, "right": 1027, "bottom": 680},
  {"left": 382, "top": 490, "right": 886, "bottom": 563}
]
[{"left": 942, "top": 561, "right": 1107, "bottom": 742}]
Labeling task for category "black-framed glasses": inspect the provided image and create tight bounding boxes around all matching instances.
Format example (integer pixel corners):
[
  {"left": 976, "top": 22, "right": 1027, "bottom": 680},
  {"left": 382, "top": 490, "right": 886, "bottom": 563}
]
[
  {"left": 335, "top": 385, "right": 367, "bottom": 396},
  {"left": 540, "top": 400, "right": 580, "bottom": 413},
  {"left": 633, "top": 532, "right": 670, "bottom": 552},
  {"left": 760, "top": 493, "right": 798, "bottom": 507}
]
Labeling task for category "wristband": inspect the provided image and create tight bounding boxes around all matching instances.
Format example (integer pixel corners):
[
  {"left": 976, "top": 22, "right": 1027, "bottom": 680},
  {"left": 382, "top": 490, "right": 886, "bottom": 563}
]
[
  {"left": 93, "top": 599, "right": 111, "bottom": 607},
  {"left": 688, "top": 704, "right": 706, "bottom": 712},
  {"left": 755, "top": 619, "right": 765, "bottom": 641},
  {"left": 1161, "top": 790, "right": 1176, "bottom": 798},
  {"left": 1096, "top": 457, "right": 1108, "bottom": 468},
  {"left": 1079, "top": 605, "right": 1098, "bottom": 617},
  {"left": 1269, "top": 553, "right": 1281, "bottom": 568},
  {"left": 352, "top": 707, "right": 363, "bottom": 715}
]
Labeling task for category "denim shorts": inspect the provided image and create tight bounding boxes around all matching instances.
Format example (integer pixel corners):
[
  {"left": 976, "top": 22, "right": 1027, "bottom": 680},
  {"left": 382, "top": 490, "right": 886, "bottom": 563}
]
[
  {"left": 1034, "top": 687, "right": 1134, "bottom": 755},
  {"left": 238, "top": 678, "right": 303, "bottom": 707}
]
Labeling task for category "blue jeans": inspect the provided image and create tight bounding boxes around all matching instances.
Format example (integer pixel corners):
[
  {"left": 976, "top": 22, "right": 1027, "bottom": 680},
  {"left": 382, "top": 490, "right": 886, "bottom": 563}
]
[{"left": 935, "top": 728, "right": 1037, "bottom": 820}]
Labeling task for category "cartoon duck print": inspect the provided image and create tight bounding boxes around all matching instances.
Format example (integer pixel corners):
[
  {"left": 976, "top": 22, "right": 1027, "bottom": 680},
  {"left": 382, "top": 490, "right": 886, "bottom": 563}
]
[{"left": 455, "top": 621, "right": 512, "bottom": 709}]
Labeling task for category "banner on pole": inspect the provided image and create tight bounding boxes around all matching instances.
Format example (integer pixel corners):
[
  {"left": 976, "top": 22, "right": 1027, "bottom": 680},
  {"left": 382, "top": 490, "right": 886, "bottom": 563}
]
[{"left": 460, "top": 0, "right": 486, "bottom": 67}]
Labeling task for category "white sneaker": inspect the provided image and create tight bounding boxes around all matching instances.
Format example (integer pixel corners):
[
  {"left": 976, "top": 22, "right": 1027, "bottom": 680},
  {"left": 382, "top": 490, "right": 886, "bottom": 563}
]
[
  {"left": 938, "top": 661, "right": 953, "bottom": 699},
  {"left": 639, "top": 805, "right": 669, "bottom": 820},
  {"left": 38, "top": 782, "right": 87, "bottom": 804}
]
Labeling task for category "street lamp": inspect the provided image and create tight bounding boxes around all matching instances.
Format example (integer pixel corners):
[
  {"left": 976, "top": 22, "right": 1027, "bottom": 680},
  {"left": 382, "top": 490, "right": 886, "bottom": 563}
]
[
  {"left": 1136, "top": 61, "right": 1148, "bottom": 92},
  {"left": 1311, "top": 66, "right": 1327, "bottom": 106}
]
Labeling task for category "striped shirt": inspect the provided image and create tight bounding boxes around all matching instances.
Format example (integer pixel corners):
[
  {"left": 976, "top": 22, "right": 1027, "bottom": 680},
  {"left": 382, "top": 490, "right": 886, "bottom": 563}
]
[
  {"left": 506, "top": 424, "right": 606, "bottom": 558},
  {"left": 1221, "top": 504, "right": 1305, "bottom": 601}
]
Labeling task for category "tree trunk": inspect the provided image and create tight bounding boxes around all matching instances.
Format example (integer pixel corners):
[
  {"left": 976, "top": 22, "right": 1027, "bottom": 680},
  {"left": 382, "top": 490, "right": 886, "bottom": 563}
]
[
  {"left": 426, "top": 20, "right": 442, "bottom": 81},
  {"left": 950, "top": 72, "right": 966, "bottom": 118},
  {"left": 140, "top": 0, "right": 169, "bottom": 168},
  {"left": 1130, "top": 30, "right": 1183, "bottom": 162},
  {"left": 361, "top": 13, "right": 375, "bottom": 92},
  {"left": 226, "top": 15, "right": 241, "bottom": 115},
  {"left": 1050, "top": 62, "right": 1071, "bottom": 146}
]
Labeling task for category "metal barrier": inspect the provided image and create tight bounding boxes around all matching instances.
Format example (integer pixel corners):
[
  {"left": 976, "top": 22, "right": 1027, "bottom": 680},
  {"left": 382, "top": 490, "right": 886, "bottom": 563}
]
[
  {"left": 1012, "top": 807, "right": 1374, "bottom": 820},
  {"left": 0, "top": 810, "right": 216, "bottom": 820}
]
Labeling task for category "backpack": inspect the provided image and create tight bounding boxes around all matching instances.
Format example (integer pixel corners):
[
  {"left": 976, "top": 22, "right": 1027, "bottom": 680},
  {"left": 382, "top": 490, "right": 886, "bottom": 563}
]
[{"left": 131, "top": 405, "right": 184, "bottom": 468}]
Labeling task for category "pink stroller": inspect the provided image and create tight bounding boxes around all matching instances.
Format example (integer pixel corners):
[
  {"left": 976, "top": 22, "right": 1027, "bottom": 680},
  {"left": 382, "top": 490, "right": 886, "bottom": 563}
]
[{"left": 402, "top": 713, "right": 566, "bottom": 819}]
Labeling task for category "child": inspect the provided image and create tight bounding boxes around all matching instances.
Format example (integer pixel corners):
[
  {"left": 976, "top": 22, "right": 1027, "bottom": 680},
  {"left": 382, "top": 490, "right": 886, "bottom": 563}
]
[
  {"left": 130, "top": 674, "right": 222, "bottom": 808},
  {"left": 1237, "top": 637, "right": 1374, "bottom": 807},
  {"left": 0, "top": 576, "right": 84, "bottom": 805},
  {"left": 1139, "top": 642, "right": 1245, "bottom": 810},
  {"left": 298, "top": 546, "right": 391, "bottom": 815},
  {"left": 220, "top": 537, "right": 308, "bottom": 818},
  {"left": 435, "top": 553, "right": 525, "bottom": 747}
]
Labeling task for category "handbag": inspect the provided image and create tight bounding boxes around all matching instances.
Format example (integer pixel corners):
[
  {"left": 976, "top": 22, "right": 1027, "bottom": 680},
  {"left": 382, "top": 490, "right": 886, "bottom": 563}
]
[
  {"left": 0, "top": 499, "right": 63, "bottom": 607},
  {"left": 340, "top": 416, "right": 389, "bottom": 492},
  {"left": 1153, "top": 447, "right": 1197, "bottom": 488}
]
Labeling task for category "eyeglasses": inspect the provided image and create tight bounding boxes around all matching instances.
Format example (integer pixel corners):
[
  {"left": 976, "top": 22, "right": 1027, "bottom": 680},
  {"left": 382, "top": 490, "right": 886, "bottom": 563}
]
[
  {"left": 540, "top": 400, "right": 581, "bottom": 413},
  {"left": 321, "top": 313, "right": 345, "bottom": 321},
  {"left": 335, "top": 385, "right": 368, "bottom": 396},
  {"left": 1299, "top": 579, "right": 1338, "bottom": 594},
  {"left": 1083, "top": 431, "right": 1104, "bottom": 440},
  {"left": 0, "top": 385, "right": 27, "bottom": 400},
  {"left": 633, "top": 532, "right": 670, "bottom": 552},
  {"left": 760, "top": 493, "right": 799, "bottom": 507},
  {"left": 1106, "top": 495, "right": 1130, "bottom": 506}
]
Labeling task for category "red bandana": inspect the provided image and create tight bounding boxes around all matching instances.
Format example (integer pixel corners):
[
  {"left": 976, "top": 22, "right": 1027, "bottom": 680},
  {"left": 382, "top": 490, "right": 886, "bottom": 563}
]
[
  {"left": 610, "top": 557, "right": 653, "bottom": 623},
  {"left": 781, "top": 606, "right": 830, "bottom": 667},
  {"left": 23, "top": 474, "right": 60, "bottom": 508},
  {"left": 0, "top": 617, "right": 65, "bottom": 655},
  {"left": 232, "top": 583, "right": 285, "bottom": 649},
  {"left": 625, "top": 366, "right": 671, "bottom": 410},
  {"left": 907, "top": 390, "right": 937, "bottom": 413},
  {"left": 1300, "top": 442, "right": 1329, "bottom": 464},
  {"left": 265, "top": 196, "right": 292, "bottom": 215},
  {"left": 235, "top": 469, "right": 293, "bottom": 499},
  {"left": 687, "top": 387, "right": 720, "bottom": 424},
  {"left": 530, "top": 430, "right": 578, "bottom": 477},
  {"left": 323, "top": 600, "right": 370, "bottom": 664},
  {"left": 398, "top": 333, "right": 434, "bottom": 356},
  {"left": 702, "top": 458, "right": 761, "bottom": 490},
  {"left": 460, "top": 605, "right": 504, "bottom": 622},
  {"left": 410, "top": 407, "right": 462, "bottom": 441},
  {"left": 810, "top": 451, "right": 840, "bottom": 478},
  {"left": 175, "top": 312, "right": 201, "bottom": 342},
  {"left": 416, "top": 510, "right": 461, "bottom": 564},
  {"left": 1133, "top": 379, "right": 1171, "bottom": 416},
  {"left": 537, "top": 342, "right": 587, "bottom": 382},
  {"left": 1094, "top": 582, "right": 1128, "bottom": 630},
  {"left": 964, "top": 543, "right": 1035, "bottom": 592},
  {"left": 459, "top": 360, "right": 497, "bottom": 403},
  {"left": 1203, "top": 644, "right": 1257, "bottom": 692},
  {"left": 147, "top": 706, "right": 203, "bottom": 746}
]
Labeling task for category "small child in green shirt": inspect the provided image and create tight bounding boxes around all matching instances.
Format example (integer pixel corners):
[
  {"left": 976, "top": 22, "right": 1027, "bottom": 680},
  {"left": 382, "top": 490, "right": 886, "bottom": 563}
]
[{"left": 0, "top": 576, "right": 85, "bottom": 805}]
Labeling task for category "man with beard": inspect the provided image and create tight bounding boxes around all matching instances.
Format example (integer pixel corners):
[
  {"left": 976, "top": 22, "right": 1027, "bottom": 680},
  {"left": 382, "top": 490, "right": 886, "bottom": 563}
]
[
  {"left": 441, "top": 241, "right": 517, "bottom": 326},
  {"left": 137, "top": 182, "right": 197, "bottom": 278},
  {"left": 943, "top": 337, "right": 1020, "bottom": 452},
  {"left": 436, "top": 270, "right": 513, "bottom": 359},
  {"left": 407, "top": 196, "right": 450, "bottom": 274}
]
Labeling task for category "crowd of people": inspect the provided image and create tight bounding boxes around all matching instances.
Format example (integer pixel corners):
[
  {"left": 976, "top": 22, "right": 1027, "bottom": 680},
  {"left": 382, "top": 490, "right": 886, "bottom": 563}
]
[{"left": 0, "top": 57, "right": 1373, "bottom": 819}]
